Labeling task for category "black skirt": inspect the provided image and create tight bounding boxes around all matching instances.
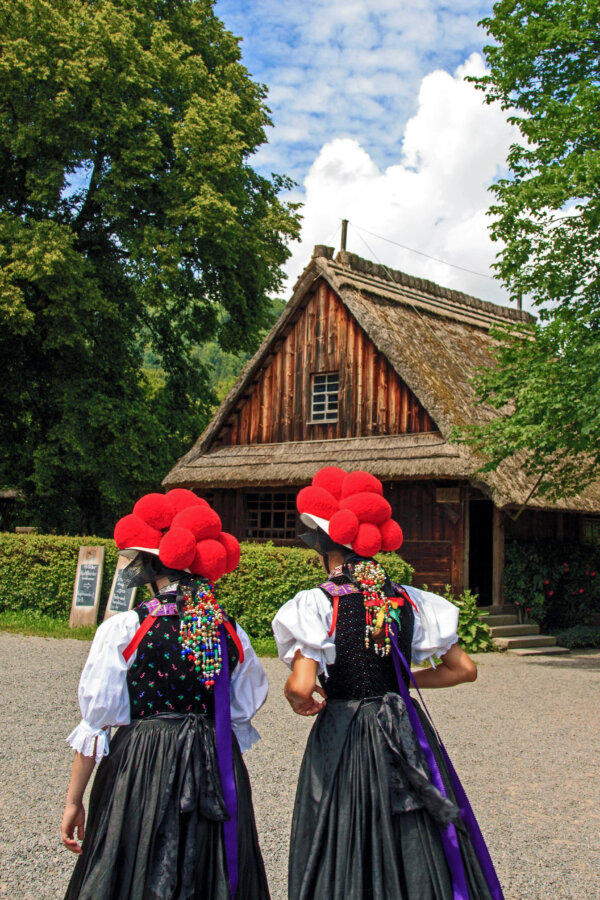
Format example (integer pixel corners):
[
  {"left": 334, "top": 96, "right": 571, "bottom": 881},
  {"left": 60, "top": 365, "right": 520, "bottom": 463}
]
[
  {"left": 289, "top": 695, "right": 494, "bottom": 900},
  {"left": 65, "top": 714, "right": 270, "bottom": 900}
]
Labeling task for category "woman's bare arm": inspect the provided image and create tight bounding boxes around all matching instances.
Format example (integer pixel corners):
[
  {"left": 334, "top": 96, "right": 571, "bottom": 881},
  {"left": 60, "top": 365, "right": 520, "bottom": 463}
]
[
  {"left": 284, "top": 652, "right": 327, "bottom": 716},
  {"left": 61, "top": 749, "right": 97, "bottom": 853},
  {"left": 411, "top": 642, "right": 477, "bottom": 689}
]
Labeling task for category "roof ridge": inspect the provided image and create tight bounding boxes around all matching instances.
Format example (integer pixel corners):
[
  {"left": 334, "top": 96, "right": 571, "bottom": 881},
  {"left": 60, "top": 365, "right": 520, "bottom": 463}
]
[{"left": 316, "top": 247, "right": 533, "bottom": 325}]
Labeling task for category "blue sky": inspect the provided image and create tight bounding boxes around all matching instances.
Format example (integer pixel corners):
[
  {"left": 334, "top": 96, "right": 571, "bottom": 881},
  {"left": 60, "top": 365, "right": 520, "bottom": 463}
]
[
  {"left": 215, "top": 1, "right": 522, "bottom": 308},
  {"left": 217, "top": 0, "right": 494, "bottom": 181}
]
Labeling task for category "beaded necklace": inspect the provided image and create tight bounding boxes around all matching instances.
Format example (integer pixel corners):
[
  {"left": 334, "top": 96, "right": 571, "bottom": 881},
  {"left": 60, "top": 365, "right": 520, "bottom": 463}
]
[
  {"left": 177, "top": 582, "right": 225, "bottom": 688},
  {"left": 352, "top": 559, "right": 403, "bottom": 657}
]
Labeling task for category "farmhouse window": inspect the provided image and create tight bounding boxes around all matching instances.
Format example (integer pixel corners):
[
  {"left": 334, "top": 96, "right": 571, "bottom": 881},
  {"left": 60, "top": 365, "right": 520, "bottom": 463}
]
[
  {"left": 310, "top": 372, "right": 339, "bottom": 423},
  {"left": 582, "top": 517, "right": 600, "bottom": 546},
  {"left": 245, "top": 492, "right": 297, "bottom": 540}
]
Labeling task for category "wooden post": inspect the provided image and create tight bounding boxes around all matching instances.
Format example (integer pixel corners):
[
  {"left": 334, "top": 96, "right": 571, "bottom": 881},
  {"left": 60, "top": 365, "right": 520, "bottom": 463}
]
[
  {"left": 492, "top": 507, "right": 505, "bottom": 607},
  {"left": 104, "top": 556, "right": 137, "bottom": 620},
  {"left": 341, "top": 219, "right": 348, "bottom": 251},
  {"left": 69, "top": 545, "right": 104, "bottom": 628}
]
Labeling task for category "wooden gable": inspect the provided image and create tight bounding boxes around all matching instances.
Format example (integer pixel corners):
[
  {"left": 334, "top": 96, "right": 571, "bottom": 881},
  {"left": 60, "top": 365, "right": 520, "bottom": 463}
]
[{"left": 212, "top": 280, "right": 438, "bottom": 448}]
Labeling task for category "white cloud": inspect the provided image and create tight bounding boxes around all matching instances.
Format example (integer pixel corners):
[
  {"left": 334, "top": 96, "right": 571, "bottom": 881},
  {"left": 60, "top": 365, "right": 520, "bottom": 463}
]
[
  {"left": 284, "top": 53, "right": 520, "bottom": 309},
  {"left": 218, "top": 0, "right": 493, "bottom": 180}
]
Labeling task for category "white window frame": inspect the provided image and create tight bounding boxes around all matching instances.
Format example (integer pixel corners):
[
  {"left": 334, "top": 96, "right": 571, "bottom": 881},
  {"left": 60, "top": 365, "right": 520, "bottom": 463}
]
[{"left": 309, "top": 371, "right": 339, "bottom": 423}]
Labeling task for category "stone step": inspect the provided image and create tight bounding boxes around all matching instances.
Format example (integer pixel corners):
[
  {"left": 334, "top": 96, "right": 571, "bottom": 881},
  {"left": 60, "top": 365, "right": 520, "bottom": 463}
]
[
  {"left": 478, "top": 605, "right": 515, "bottom": 616},
  {"left": 483, "top": 614, "right": 518, "bottom": 627},
  {"left": 490, "top": 623, "right": 540, "bottom": 637},
  {"left": 506, "top": 645, "right": 570, "bottom": 656},
  {"left": 493, "top": 633, "right": 557, "bottom": 650}
]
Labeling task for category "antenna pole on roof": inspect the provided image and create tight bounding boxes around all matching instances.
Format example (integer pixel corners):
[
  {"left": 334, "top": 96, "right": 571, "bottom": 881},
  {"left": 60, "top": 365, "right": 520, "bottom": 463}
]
[{"left": 341, "top": 219, "right": 348, "bottom": 251}]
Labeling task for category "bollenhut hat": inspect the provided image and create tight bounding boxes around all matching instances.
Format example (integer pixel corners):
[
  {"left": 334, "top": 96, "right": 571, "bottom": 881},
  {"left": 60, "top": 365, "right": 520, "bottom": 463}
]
[
  {"left": 297, "top": 466, "right": 403, "bottom": 557},
  {"left": 114, "top": 489, "right": 240, "bottom": 584}
]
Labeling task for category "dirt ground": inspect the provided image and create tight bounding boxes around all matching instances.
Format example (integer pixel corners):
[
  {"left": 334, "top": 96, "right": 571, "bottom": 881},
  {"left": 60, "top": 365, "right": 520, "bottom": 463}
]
[{"left": 0, "top": 632, "right": 598, "bottom": 899}]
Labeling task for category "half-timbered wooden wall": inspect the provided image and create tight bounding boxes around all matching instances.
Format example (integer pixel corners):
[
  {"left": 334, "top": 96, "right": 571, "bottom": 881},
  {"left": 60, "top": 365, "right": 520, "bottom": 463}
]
[{"left": 213, "top": 280, "right": 437, "bottom": 447}]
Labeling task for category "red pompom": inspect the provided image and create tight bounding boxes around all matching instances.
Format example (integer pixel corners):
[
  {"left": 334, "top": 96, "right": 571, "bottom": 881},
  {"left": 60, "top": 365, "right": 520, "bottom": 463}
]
[
  {"left": 379, "top": 518, "right": 403, "bottom": 552},
  {"left": 329, "top": 508, "right": 360, "bottom": 545},
  {"left": 114, "top": 514, "right": 162, "bottom": 551},
  {"left": 133, "top": 493, "right": 175, "bottom": 531},
  {"left": 218, "top": 532, "right": 241, "bottom": 573},
  {"left": 296, "top": 485, "right": 339, "bottom": 519},
  {"left": 172, "top": 506, "right": 222, "bottom": 540},
  {"left": 312, "top": 466, "right": 347, "bottom": 500},
  {"left": 158, "top": 527, "right": 197, "bottom": 569},
  {"left": 352, "top": 522, "right": 382, "bottom": 557},
  {"left": 340, "top": 492, "right": 391, "bottom": 525},
  {"left": 192, "top": 539, "right": 228, "bottom": 582},
  {"left": 165, "top": 488, "right": 208, "bottom": 515},
  {"left": 341, "top": 471, "right": 383, "bottom": 498}
]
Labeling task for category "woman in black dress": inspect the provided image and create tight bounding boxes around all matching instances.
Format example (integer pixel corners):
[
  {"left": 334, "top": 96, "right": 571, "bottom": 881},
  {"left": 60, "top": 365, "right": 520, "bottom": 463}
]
[
  {"left": 273, "top": 467, "right": 503, "bottom": 900},
  {"left": 61, "top": 489, "right": 270, "bottom": 900}
]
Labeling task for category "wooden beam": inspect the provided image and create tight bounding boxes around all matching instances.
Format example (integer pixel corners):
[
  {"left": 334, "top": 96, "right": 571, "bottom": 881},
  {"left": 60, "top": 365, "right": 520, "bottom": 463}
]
[{"left": 492, "top": 507, "right": 505, "bottom": 606}]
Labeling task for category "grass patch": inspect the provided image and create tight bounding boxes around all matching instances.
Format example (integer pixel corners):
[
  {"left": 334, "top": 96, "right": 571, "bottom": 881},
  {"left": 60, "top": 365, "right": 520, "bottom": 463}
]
[
  {"left": 0, "top": 611, "right": 97, "bottom": 641},
  {"left": 249, "top": 635, "right": 278, "bottom": 657}
]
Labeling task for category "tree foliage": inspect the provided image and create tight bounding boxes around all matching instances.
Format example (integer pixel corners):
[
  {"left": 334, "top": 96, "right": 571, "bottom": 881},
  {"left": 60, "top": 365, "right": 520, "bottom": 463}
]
[
  {"left": 461, "top": 0, "right": 600, "bottom": 499},
  {"left": 0, "top": 0, "right": 300, "bottom": 533}
]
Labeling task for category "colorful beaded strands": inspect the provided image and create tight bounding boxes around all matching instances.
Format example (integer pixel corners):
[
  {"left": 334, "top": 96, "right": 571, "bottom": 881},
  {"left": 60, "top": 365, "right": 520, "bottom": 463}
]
[
  {"left": 354, "top": 559, "right": 403, "bottom": 656},
  {"left": 178, "top": 582, "right": 225, "bottom": 688}
]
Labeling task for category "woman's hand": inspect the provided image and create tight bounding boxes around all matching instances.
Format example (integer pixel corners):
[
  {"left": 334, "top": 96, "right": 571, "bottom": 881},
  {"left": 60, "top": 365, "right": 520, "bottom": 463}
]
[
  {"left": 284, "top": 652, "right": 327, "bottom": 716},
  {"left": 61, "top": 801, "right": 86, "bottom": 854},
  {"left": 285, "top": 683, "right": 327, "bottom": 716}
]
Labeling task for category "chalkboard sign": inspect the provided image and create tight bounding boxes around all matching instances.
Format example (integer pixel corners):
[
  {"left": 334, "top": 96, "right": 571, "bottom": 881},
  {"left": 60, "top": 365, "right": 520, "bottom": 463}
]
[
  {"left": 104, "top": 559, "right": 137, "bottom": 619},
  {"left": 75, "top": 563, "right": 100, "bottom": 607},
  {"left": 69, "top": 546, "right": 105, "bottom": 628}
]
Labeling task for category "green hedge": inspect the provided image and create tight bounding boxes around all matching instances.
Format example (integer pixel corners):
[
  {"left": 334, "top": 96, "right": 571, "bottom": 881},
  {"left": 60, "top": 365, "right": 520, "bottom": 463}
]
[
  {"left": 0, "top": 534, "right": 413, "bottom": 638},
  {"left": 0, "top": 533, "right": 119, "bottom": 617}
]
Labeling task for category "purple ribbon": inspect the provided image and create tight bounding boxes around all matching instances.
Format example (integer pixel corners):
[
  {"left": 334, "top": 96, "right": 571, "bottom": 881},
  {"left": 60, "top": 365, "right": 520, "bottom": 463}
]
[
  {"left": 214, "top": 627, "right": 238, "bottom": 899},
  {"left": 390, "top": 629, "right": 504, "bottom": 900}
]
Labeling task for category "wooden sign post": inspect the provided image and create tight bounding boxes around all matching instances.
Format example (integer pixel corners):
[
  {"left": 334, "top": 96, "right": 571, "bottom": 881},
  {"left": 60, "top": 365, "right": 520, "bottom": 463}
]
[
  {"left": 104, "top": 556, "right": 137, "bottom": 620},
  {"left": 69, "top": 546, "right": 105, "bottom": 628}
]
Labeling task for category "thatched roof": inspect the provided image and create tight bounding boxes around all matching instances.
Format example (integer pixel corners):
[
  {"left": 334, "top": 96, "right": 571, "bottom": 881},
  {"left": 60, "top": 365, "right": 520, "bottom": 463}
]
[{"left": 165, "top": 247, "right": 600, "bottom": 514}]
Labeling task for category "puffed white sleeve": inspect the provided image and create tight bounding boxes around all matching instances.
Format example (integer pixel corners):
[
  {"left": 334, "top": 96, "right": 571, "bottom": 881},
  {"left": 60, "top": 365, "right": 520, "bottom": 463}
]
[
  {"left": 272, "top": 588, "right": 336, "bottom": 676},
  {"left": 229, "top": 624, "right": 268, "bottom": 753},
  {"left": 66, "top": 610, "right": 139, "bottom": 762},
  {"left": 404, "top": 585, "right": 459, "bottom": 665}
]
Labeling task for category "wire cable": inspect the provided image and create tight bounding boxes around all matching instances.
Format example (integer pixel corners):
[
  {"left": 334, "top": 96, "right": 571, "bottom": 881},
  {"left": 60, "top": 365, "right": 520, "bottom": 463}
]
[{"left": 349, "top": 221, "right": 495, "bottom": 281}]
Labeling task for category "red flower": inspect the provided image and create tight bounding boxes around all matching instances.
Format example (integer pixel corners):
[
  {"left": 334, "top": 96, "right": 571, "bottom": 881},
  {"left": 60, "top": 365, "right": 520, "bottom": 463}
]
[
  {"left": 544, "top": 580, "right": 549, "bottom": 585},
  {"left": 548, "top": 591, "right": 554, "bottom": 596},
  {"left": 526, "top": 607, "right": 531, "bottom": 612},
  {"left": 579, "top": 589, "right": 584, "bottom": 594}
]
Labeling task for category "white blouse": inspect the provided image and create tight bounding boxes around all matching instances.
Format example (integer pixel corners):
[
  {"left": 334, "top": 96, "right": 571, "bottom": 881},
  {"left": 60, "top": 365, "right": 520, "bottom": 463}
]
[
  {"left": 272, "top": 584, "right": 459, "bottom": 676},
  {"left": 67, "top": 611, "right": 268, "bottom": 762}
]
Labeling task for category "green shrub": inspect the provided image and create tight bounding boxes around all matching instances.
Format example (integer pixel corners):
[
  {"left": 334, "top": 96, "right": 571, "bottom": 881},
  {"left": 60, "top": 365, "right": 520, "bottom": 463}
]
[
  {"left": 219, "top": 543, "right": 413, "bottom": 639},
  {"left": 443, "top": 585, "right": 496, "bottom": 653},
  {"left": 0, "top": 533, "right": 118, "bottom": 618},
  {"left": 505, "top": 540, "right": 600, "bottom": 630},
  {"left": 553, "top": 625, "right": 600, "bottom": 650},
  {"left": 0, "top": 534, "right": 413, "bottom": 640}
]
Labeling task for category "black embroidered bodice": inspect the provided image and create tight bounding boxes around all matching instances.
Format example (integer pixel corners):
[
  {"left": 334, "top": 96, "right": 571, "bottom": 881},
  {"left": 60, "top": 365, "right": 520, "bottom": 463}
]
[
  {"left": 319, "top": 573, "right": 414, "bottom": 700},
  {"left": 126, "top": 602, "right": 240, "bottom": 720}
]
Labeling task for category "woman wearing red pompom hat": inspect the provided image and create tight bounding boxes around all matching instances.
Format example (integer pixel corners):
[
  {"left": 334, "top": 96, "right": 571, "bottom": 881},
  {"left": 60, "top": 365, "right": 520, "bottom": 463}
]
[
  {"left": 61, "top": 490, "right": 270, "bottom": 900},
  {"left": 273, "top": 468, "right": 502, "bottom": 900}
]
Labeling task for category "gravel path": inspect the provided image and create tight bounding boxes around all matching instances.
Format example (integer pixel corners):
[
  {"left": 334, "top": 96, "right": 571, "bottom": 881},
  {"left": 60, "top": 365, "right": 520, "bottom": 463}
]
[{"left": 0, "top": 632, "right": 599, "bottom": 899}]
